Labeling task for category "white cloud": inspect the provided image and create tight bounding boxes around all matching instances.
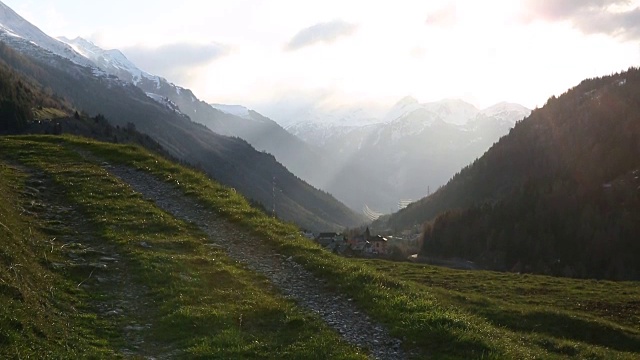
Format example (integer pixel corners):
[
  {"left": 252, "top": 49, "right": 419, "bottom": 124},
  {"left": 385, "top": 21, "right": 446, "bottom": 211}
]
[
  {"left": 122, "top": 42, "right": 230, "bottom": 84},
  {"left": 285, "top": 20, "right": 358, "bottom": 51},
  {"left": 522, "top": 0, "right": 640, "bottom": 40},
  {"left": 426, "top": 2, "right": 458, "bottom": 27}
]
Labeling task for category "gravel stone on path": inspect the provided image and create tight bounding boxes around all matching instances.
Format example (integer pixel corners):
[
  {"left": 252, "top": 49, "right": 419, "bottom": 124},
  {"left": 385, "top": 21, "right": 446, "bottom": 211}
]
[{"left": 107, "top": 165, "right": 406, "bottom": 360}]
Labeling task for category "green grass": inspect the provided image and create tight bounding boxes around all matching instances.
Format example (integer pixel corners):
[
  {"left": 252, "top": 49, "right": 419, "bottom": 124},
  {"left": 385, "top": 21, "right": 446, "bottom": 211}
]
[
  {"left": 0, "top": 135, "right": 364, "bottom": 359},
  {"left": 0, "top": 157, "right": 117, "bottom": 358},
  {"left": 65, "top": 135, "right": 640, "bottom": 359},
  {"left": 362, "top": 259, "right": 640, "bottom": 356},
  {"left": 3, "top": 134, "right": 640, "bottom": 359},
  {"left": 32, "top": 107, "right": 67, "bottom": 120}
]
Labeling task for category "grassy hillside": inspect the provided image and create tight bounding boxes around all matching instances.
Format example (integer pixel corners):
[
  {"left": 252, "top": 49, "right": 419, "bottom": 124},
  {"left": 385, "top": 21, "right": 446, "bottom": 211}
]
[
  {"left": 2, "top": 135, "right": 639, "bottom": 359},
  {"left": 364, "top": 259, "right": 640, "bottom": 357},
  {"left": 0, "top": 154, "right": 116, "bottom": 358},
  {"left": 0, "top": 135, "right": 363, "bottom": 359}
]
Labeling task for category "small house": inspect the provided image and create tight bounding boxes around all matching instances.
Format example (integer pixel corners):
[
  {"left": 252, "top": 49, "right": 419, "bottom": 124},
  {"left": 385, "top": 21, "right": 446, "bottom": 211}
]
[
  {"left": 316, "top": 232, "right": 342, "bottom": 247},
  {"left": 368, "top": 235, "right": 388, "bottom": 255}
]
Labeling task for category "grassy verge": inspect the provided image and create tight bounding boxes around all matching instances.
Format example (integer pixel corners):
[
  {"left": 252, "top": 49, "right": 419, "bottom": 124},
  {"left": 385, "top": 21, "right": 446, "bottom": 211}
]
[
  {"left": 362, "top": 259, "right": 640, "bottom": 356},
  {"left": 0, "top": 159, "right": 116, "bottom": 358},
  {"left": 0, "top": 136, "right": 365, "bottom": 359},
  {"left": 7, "top": 135, "right": 640, "bottom": 359}
]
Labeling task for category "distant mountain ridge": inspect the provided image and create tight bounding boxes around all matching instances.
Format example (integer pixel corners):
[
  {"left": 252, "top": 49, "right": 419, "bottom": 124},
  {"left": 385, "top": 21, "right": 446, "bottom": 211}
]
[
  {"left": 281, "top": 97, "right": 531, "bottom": 213},
  {"left": 59, "top": 36, "right": 160, "bottom": 86},
  {"left": 281, "top": 97, "right": 529, "bottom": 138},
  {"left": 210, "top": 103, "right": 252, "bottom": 119},
  {"left": 0, "top": 2, "right": 94, "bottom": 68}
]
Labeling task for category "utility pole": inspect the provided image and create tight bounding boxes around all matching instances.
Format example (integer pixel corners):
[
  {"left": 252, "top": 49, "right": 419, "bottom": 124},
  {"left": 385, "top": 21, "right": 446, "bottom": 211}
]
[{"left": 272, "top": 176, "right": 276, "bottom": 217}]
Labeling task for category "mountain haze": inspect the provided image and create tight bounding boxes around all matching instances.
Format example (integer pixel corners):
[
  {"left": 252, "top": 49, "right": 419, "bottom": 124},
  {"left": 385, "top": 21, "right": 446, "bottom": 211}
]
[
  {"left": 282, "top": 98, "right": 530, "bottom": 214},
  {"left": 56, "top": 34, "right": 530, "bottom": 218},
  {"left": 57, "top": 36, "right": 338, "bottom": 193}
]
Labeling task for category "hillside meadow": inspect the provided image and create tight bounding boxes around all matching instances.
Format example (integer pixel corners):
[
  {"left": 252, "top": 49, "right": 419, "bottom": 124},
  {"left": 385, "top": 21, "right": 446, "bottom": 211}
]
[{"left": 1, "top": 135, "right": 639, "bottom": 359}]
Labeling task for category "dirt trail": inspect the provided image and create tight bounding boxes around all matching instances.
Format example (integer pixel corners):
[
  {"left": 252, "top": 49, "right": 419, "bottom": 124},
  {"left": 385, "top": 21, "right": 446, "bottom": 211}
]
[
  {"left": 18, "top": 166, "right": 171, "bottom": 358},
  {"left": 105, "top": 164, "right": 406, "bottom": 360}
]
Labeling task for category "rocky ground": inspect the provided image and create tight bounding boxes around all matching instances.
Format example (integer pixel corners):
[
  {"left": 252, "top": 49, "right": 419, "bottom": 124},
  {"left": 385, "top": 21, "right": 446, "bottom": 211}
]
[{"left": 105, "top": 163, "right": 406, "bottom": 360}]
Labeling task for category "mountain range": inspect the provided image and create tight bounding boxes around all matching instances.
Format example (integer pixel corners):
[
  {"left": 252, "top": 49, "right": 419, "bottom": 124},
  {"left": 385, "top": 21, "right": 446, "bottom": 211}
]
[
  {"left": 0, "top": 0, "right": 365, "bottom": 231},
  {"left": 278, "top": 97, "right": 530, "bottom": 214}
]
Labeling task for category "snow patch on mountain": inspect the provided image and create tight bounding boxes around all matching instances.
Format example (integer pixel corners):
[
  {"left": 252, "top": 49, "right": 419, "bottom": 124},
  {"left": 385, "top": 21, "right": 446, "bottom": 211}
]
[
  {"left": 388, "top": 108, "right": 441, "bottom": 142},
  {"left": 0, "top": 2, "right": 93, "bottom": 67},
  {"left": 383, "top": 96, "right": 421, "bottom": 123},
  {"left": 285, "top": 97, "right": 531, "bottom": 150},
  {"left": 210, "top": 104, "right": 252, "bottom": 120},
  {"left": 479, "top": 102, "right": 531, "bottom": 127},
  {"left": 58, "top": 36, "right": 161, "bottom": 86},
  {"left": 421, "top": 99, "right": 479, "bottom": 126},
  {"left": 146, "top": 93, "right": 181, "bottom": 112}
]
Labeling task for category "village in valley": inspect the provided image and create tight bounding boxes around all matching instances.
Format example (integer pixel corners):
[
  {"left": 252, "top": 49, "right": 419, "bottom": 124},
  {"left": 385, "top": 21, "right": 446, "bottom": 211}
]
[{"left": 304, "top": 227, "right": 423, "bottom": 260}]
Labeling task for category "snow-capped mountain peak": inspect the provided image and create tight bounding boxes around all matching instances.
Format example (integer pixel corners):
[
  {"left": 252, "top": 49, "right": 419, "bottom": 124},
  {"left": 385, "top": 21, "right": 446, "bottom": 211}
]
[
  {"left": 58, "top": 36, "right": 159, "bottom": 86},
  {"left": 396, "top": 95, "right": 420, "bottom": 107},
  {"left": 57, "top": 36, "right": 101, "bottom": 57},
  {"left": 0, "top": 2, "right": 93, "bottom": 67},
  {"left": 383, "top": 96, "right": 421, "bottom": 123},
  {"left": 384, "top": 97, "right": 481, "bottom": 126},
  {"left": 481, "top": 102, "right": 531, "bottom": 117},
  {"left": 480, "top": 102, "right": 531, "bottom": 126},
  {"left": 421, "top": 99, "right": 479, "bottom": 126}
]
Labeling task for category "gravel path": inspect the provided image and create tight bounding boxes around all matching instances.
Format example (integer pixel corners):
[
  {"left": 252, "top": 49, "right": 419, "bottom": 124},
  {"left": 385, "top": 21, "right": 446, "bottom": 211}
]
[
  {"left": 106, "top": 164, "right": 406, "bottom": 360},
  {"left": 18, "top": 166, "right": 171, "bottom": 358}
]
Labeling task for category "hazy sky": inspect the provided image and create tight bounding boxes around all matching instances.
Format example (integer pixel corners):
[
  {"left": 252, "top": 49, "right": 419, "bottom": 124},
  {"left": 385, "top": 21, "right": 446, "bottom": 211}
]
[{"left": 5, "top": 0, "right": 640, "bottom": 111}]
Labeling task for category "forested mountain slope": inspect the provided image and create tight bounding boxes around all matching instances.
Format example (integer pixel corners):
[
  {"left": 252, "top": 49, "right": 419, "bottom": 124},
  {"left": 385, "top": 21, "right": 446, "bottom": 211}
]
[
  {"left": 382, "top": 68, "right": 640, "bottom": 280},
  {"left": 0, "top": 52, "right": 71, "bottom": 133}
]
